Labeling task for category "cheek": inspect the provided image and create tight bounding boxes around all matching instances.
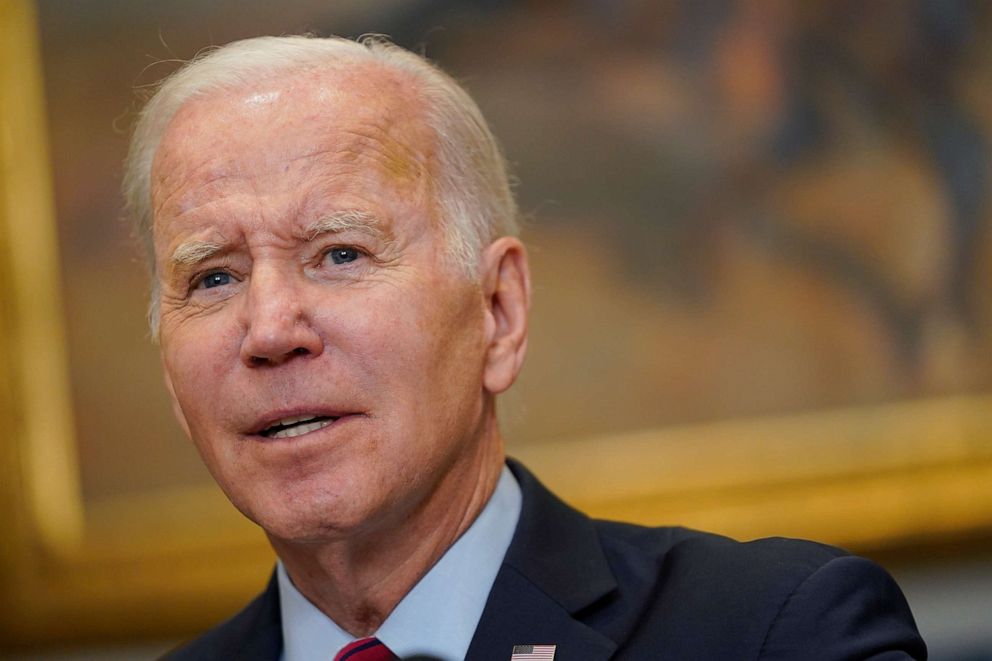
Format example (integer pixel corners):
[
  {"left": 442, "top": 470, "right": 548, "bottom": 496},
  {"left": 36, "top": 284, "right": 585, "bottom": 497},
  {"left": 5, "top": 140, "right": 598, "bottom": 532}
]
[
  {"left": 165, "top": 348, "right": 213, "bottom": 430},
  {"left": 332, "top": 280, "right": 476, "bottom": 384},
  {"left": 392, "top": 290, "right": 486, "bottom": 411},
  {"left": 162, "top": 316, "right": 242, "bottom": 419}
]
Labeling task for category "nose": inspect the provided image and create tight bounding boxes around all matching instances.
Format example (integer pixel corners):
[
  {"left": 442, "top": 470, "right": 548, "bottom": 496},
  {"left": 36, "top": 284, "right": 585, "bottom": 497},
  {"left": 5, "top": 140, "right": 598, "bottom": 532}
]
[{"left": 239, "top": 267, "right": 323, "bottom": 367}]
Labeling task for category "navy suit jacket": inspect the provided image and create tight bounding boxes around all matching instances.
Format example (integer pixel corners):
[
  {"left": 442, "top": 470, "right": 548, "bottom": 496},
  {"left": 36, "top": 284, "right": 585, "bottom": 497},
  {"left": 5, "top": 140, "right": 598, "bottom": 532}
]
[{"left": 165, "top": 460, "right": 926, "bottom": 660}]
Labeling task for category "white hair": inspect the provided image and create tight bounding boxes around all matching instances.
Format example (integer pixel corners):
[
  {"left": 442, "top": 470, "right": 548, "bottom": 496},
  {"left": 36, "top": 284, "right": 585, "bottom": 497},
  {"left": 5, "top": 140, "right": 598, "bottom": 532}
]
[{"left": 122, "top": 35, "right": 518, "bottom": 333}]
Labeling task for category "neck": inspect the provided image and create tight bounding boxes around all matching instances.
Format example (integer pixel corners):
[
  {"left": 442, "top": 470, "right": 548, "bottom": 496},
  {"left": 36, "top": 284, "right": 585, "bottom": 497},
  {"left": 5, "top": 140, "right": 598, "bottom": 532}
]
[{"left": 269, "top": 424, "right": 505, "bottom": 636}]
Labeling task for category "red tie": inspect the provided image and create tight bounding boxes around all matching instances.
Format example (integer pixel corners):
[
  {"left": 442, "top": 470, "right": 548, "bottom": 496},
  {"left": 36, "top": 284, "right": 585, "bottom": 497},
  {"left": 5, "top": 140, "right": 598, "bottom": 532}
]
[{"left": 333, "top": 637, "right": 397, "bottom": 661}]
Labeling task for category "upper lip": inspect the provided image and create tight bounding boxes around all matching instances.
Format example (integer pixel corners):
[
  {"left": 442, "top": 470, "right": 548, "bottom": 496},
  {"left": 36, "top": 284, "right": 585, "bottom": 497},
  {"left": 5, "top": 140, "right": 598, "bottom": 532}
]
[{"left": 246, "top": 407, "right": 357, "bottom": 436}]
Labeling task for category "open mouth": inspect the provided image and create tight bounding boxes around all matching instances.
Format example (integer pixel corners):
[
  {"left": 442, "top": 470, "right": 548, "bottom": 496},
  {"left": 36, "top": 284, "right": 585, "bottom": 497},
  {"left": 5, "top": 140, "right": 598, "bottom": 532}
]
[{"left": 260, "top": 414, "right": 338, "bottom": 439}]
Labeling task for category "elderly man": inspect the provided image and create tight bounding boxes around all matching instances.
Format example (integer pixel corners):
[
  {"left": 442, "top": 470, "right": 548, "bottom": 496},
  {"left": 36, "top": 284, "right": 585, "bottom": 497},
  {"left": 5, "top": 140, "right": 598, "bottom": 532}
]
[{"left": 125, "top": 35, "right": 925, "bottom": 660}]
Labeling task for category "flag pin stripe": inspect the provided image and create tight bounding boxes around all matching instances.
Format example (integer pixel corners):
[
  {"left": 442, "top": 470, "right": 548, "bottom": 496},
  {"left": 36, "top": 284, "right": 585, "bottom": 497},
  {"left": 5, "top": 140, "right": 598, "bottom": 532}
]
[{"left": 510, "top": 644, "right": 556, "bottom": 660}]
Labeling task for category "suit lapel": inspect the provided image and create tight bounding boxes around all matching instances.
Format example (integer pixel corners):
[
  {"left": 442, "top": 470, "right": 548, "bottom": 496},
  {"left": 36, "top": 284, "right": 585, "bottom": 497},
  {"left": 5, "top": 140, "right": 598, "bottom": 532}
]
[
  {"left": 465, "top": 460, "right": 619, "bottom": 661},
  {"left": 227, "top": 572, "right": 284, "bottom": 661},
  {"left": 465, "top": 565, "right": 617, "bottom": 661}
]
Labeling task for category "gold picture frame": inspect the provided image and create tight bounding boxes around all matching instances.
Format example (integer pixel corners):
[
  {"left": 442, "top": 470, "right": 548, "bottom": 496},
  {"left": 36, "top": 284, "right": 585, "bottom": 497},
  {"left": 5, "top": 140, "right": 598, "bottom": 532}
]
[{"left": 2, "top": 0, "right": 991, "bottom": 648}]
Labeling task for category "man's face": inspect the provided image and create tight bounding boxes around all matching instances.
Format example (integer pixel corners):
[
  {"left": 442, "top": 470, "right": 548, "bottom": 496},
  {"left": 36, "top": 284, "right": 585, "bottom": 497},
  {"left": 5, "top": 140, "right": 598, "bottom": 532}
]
[{"left": 151, "top": 66, "right": 496, "bottom": 542}]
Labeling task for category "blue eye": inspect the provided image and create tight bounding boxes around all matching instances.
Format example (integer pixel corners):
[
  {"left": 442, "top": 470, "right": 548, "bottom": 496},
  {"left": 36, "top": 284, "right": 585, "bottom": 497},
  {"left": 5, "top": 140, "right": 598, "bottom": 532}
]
[
  {"left": 201, "top": 272, "right": 231, "bottom": 289},
  {"left": 327, "top": 248, "right": 360, "bottom": 265}
]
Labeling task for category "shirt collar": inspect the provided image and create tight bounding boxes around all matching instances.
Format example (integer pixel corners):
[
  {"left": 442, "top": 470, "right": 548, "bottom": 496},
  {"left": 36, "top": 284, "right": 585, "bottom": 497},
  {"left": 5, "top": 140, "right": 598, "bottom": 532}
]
[{"left": 279, "top": 465, "right": 522, "bottom": 661}]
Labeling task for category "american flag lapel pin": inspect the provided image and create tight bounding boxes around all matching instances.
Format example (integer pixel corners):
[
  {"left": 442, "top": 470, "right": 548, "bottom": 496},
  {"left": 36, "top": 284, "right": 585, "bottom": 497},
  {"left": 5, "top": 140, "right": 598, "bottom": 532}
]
[{"left": 510, "top": 644, "right": 557, "bottom": 660}]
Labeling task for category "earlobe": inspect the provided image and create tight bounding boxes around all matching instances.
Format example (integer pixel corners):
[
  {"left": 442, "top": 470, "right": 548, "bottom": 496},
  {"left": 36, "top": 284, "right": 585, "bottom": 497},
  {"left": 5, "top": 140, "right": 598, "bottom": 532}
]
[
  {"left": 161, "top": 354, "right": 193, "bottom": 440},
  {"left": 481, "top": 237, "right": 531, "bottom": 394}
]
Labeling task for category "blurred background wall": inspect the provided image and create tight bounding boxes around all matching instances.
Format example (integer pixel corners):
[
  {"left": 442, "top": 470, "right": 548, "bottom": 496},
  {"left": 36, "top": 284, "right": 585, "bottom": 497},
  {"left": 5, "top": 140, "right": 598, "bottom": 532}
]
[{"left": 6, "top": 0, "right": 991, "bottom": 658}]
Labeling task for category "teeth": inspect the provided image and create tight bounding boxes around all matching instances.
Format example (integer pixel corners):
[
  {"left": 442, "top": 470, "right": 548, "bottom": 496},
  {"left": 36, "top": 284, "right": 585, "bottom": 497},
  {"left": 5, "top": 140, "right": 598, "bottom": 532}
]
[
  {"left": 276, "top": 414, "right": 319, "bottom": 426},
  {"left": 269, "top": 417, "right": 334, "bottom": 439}
]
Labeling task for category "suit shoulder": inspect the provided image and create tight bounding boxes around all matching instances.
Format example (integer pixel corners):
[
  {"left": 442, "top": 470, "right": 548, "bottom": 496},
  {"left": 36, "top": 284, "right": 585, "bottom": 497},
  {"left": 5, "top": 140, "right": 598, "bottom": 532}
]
[
  {"left": 758, "top": 553, "right": 927, "bottom": 659},
  {"left": 594, "top": 519, "right": 846, "bottom": 580},
  {"left": 672, "top": 528, "right": 847, "bottom": 577},
  {"left": 589, "top": 521, "right": 924, "bottom": 659},
  {"left": 592, "top": 521, "right": 850, "bottom": 622}
]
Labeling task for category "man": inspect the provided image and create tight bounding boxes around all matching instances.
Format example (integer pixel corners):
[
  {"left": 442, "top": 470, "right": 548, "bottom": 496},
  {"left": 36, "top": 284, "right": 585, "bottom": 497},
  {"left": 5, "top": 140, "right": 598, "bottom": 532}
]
[{"left": 124, "top": 35, "right": 926, "bottom": 660}]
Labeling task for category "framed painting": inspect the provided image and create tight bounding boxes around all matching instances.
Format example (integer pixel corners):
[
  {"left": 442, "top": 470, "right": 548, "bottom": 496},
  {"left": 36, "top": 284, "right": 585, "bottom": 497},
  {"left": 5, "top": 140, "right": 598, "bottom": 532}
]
[{"left": 2, "top": 0, "right": 991, "bottom": 647}]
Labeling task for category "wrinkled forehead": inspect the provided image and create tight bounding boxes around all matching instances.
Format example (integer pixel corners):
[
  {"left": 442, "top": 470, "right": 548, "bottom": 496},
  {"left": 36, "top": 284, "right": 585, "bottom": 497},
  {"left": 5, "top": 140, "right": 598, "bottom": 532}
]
[{"left": 150, "top": 63, "right": 437, "bottom": 220}]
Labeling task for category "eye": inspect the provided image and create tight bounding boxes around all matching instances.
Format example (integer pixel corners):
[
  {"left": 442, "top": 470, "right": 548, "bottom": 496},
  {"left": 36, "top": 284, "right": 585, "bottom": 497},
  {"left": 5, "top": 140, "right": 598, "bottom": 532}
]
[
  {"left": 199, "top": 271, "right": 232, "bottom": 289},
  {"left": 326, "top": 247, "right": 361, "bottom": 265}
]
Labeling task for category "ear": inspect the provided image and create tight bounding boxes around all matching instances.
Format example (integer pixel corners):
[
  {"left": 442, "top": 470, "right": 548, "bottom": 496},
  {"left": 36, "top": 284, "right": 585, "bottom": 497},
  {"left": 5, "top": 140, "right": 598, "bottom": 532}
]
[
  {"left": 161, "top": 352, "right": 193, "bottom": 440},
  {"left": 481, "top": 236, "right": 531, "bottom": 394}
]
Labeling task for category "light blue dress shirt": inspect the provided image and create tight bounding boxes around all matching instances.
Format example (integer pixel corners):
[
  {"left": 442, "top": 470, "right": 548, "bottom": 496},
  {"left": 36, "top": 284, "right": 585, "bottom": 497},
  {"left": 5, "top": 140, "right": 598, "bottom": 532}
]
[{"left": 278, "top": 466, "right": 522, "bottom": 661}]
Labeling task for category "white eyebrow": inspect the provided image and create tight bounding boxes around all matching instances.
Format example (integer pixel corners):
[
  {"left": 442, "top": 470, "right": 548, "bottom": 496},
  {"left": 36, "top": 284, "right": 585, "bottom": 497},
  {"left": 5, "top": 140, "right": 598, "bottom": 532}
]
[
  {"left": 169, "top": 211, "right": 385, "bottom": 267},
  {"left": 303, "top": 210, "right": 388, "bottom": 242},
  {"left": 171, "top": 240, "right": 224, "bottom": 266}
]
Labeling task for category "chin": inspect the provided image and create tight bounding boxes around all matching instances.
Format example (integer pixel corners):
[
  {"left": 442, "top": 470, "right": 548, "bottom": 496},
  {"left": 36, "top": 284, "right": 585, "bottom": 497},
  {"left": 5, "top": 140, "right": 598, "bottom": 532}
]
[
  {"left": 259, "top": 515, "right": 343, "bottom": 545},
  {"left": 249, "top": 503, "right": 349, "bottom": 544},
  {"left": 234, "top": 485, "right": 377, "bottom": 544}
]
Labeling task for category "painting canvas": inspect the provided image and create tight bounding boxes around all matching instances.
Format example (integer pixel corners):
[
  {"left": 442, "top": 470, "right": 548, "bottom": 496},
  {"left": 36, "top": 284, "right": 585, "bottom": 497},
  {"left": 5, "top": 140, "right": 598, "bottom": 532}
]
[{"left": 2, "top": 0, "right": 991, "bottom": 646}]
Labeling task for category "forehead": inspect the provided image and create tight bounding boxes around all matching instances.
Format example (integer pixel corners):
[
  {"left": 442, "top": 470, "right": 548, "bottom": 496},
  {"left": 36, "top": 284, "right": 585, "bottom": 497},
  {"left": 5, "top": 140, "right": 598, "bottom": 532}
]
[{"left": 150, "top": 63, "right": 437, "bottom": 225}]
